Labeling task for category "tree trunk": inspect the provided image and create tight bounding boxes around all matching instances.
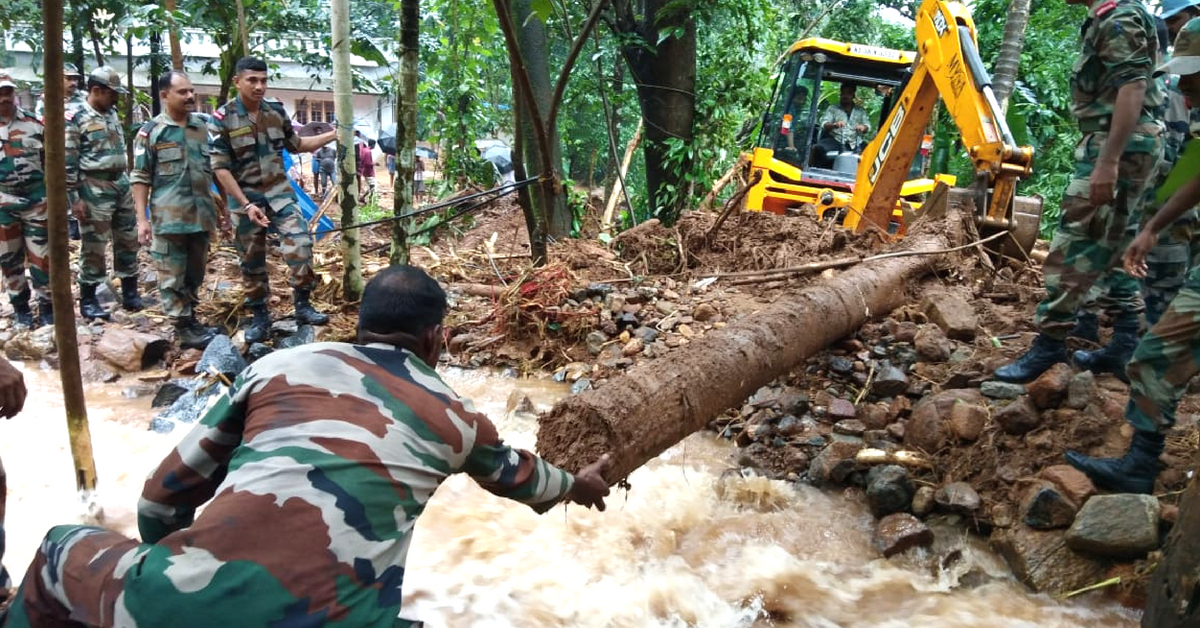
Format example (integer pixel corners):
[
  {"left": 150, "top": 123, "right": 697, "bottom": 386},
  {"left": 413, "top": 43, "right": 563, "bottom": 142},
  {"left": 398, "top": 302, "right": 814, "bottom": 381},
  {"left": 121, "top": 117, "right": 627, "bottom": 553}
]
[
  {"left": 537, "top": 209, "right": 970, "bottom": 479},
  {"left": 42, "top": 0, "right": 99, "bottom": 495},
  {"left": 611, "top": 0, "right": 696, "bottom": 226},
  {"left": 236, "top": 0, "right": 251, "bottom": 56},
  {"left": 125, "top": 35, "right": 134, "bottom": 165},
  {"left": 165, "top": 0, "right": 183, "bottom": 69},
  {"left": 331, "top": 0, "right": 362, "bottom": 299},
  {"left": 992, "top": 0, "right": 1031, "bottom": 111},
  {"left": 69, "top": 0, "right": 86, "bottom": 72},
  {"left": 1143, "top": 463, "right": 1200, "bottom": 627},
  {"left": 218, "top": 48, "right": 236, "bottom": 104},
  {"left": 150, "top": 30, "right": 165, "bottom": 116},
  {"left": 391, "top": 0, "right": 419, "bottom": 267}
]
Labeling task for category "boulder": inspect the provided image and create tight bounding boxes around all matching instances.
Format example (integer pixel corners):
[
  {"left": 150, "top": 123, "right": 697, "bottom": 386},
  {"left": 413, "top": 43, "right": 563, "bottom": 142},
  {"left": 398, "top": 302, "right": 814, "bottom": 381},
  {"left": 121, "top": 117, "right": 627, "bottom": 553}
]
[
  {"left": 995, "top": 396, "right": 1040, "bottom": 435},
  {"left": 981, "top": 380, "right": 1025, "bottom": 400},
  {"left": 828, "top": 356, "right": 854, "bottom": 374},
  {"left": 807, "top": 439, "right": 864, "bottom": 487},
  {"left": 692, "top": 303, "right": 718, "bottom": 322},
  {"left": 1021, "top": 482, "right": 1079, "bottom": 530},
  {"left": 922, "top": 293, "right": 977, "bottom": 341},
  {"left": 1064, "top": 371, "right": 1095, "bottom": 410},
  {"left": 935, "top": 481, "right": 981, "bottom": 514},
  {"left": 94, "top": 328, "right": 170, "bottom": 372},
  {"left": 276, "top": 325, "right": 316, "bottom": 350},
  {"left": 1037, "top": 465, "right": 1096, "bottom": 507},
  {"left": 833, "top": 419, "right": 866, "bottom": 437},
  {"left": 246, "top": 343, "right": 275, "bottom": 362},
  {"left": 151, "top": 380, "right": 195, "bottom": 409},
  {"left": 866, "top": 465, "right": 914, "bottom": 518},
  {"left": 4, "top": 326, "right": 57, "bottom": 361},
  {"left": 857, "top": 402, "right": 890, "bottom": 430},
  {"left": 991, "top": 527, "right": 1107, "bottom": 594},
  {"left": 904, "top": 388, "right": 987, "bottom": 453},
  {"left": 776, "top": 388, "right": 809, "bottom": 416},
  {"left": 873, "top": 513, "right": 934, "bottom": 558},
  {"left": 621, "top": 338, "right": 644, "bottom": 357},
  {"left": 196, "top": 335, "right": 248, "bottom": 378},
  {"left": 948, "top": 400, "right": 989, "bottom": 442},
  {"left": 914, "top": 325, "right": 953, "bottom": 363},
  {"left": 1066, "top": 494, "right": 1161, "bottom": 559},
  {"left": 871, "top": 362, "right": 909, "bottom": 397},
  {"left": 893, "top": 321, "right": 918, "bottom": 343},
  {"left": 82, "top": 362, "right": 120, "bottom": 384},
  {"left": 1027, "top": 363, "right": 1073, "bottom": 410},
  {"left": 911, "top": 485, "right": 936, "bottom": 516}
]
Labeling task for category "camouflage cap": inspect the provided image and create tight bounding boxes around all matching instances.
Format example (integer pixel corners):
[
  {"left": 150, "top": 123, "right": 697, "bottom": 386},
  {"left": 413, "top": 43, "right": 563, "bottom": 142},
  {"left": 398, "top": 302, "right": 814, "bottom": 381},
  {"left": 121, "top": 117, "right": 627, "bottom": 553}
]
[
  {"left": 1159, "top": 17, "right": 1200, "bottom": 76},
  {"left": 1160, "top": 0, "right": 1200, "bottom": 19},
  {"left": 0, "top": 72, "right": 16, "bottom": 90},
  {"left": 87, "top": 66, "right": 128, "bottom": 94},
  {"left": 64, "top": 63, "right": 82, "bottom": 77}
]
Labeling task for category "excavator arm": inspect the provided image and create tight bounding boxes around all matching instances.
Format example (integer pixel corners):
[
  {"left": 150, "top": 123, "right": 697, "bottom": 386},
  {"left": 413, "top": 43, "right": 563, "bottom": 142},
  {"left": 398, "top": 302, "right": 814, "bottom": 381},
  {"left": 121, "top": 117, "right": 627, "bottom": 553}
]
[{"left": 844, "top": 0, "right": 1035, "bottom": 240}]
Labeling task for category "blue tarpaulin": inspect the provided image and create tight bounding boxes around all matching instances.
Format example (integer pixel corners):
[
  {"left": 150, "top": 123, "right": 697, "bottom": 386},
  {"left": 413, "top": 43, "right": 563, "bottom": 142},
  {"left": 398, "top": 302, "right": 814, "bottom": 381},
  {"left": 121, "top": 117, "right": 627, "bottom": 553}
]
[{"left": 283, "top": 150, "right": 335, "bottom": 240}]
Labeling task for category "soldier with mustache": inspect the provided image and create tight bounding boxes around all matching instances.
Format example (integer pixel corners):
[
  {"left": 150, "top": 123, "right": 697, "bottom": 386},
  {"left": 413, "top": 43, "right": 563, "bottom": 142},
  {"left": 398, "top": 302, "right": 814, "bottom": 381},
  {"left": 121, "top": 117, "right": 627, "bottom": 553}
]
[{"left": 131, "top": 71, "right": 231, "bottom": 349}]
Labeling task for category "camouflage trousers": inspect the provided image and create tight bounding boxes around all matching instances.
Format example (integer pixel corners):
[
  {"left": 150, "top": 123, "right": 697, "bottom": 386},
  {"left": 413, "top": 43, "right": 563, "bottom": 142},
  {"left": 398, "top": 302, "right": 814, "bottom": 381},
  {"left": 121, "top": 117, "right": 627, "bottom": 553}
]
[
  {"left": 78, "top": 175, "right": 139, "bottom": 285},
  {"left": 4, "top": 525, "right": 421, "bottom": 627},
  {"left": 1125, "top": 263, "right": 1200, "bottom": 434},
  {"left": 231, "top": 202, "right": 315, "bottom": 307},
  {"left": 1035, "top": 130, "right": 1162, "bottom": 339},
  {"left": 0, "top": 188, "right": 50, "bottom": 305},
  {"left": 150, "top": 232, "right": 209, "bottom": 319}
]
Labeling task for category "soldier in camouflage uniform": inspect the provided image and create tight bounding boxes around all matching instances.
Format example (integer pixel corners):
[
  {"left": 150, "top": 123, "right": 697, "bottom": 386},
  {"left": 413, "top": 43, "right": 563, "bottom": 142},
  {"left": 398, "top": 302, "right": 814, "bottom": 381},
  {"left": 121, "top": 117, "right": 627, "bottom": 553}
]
[
  {"left": 65, "top": 66, "right": 143, "bottom": 320},
  {"left": 3, "top": 265, "right": 612, "bottom": 628},
  {"left": 132, "top": 72, "right": 231, "bottom": 349},
  {"left": 36, "top": 63, "right": 86, "bottom": 242},
  {"left": 0, "top": 73, "right": 52, "bottom": 329},
  {"left": 1069, "top": 17, "right": 1200, "bottom": 493},
  {"left": 209, "top": 57, "right": 337, "bottom": 344},
  {"left": 995, "top": 0, "right": 1165, "bottom": 383}
]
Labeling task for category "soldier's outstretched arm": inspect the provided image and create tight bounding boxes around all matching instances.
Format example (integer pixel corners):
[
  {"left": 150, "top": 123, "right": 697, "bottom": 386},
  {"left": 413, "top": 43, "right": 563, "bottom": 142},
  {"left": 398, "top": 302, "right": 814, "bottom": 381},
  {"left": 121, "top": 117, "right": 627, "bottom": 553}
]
[
  {"left": 1127, "top": 174, "right": 1200, "bottom": 276},
  {"left": 137, "top": 376, "right": 251, "bottom": 542}
]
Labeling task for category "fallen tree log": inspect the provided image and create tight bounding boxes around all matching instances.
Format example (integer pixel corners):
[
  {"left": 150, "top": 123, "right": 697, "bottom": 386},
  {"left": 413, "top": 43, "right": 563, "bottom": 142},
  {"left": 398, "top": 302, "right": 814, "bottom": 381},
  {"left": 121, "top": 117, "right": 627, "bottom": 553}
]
[
  {"left": 1142, "top": 462, "right": 1200, "bottom": 627},
  {"left": 537, "top": 208, "right": 971, "bottom": 480}
]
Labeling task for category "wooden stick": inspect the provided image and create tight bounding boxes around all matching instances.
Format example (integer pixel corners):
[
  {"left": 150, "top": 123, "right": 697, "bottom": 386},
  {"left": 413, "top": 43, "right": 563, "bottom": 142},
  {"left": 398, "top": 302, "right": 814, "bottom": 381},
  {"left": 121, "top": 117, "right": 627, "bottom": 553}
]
[
  {"left": 601, "top": 120, "right": 642, "bottom": 232},
  {"left": 699, "top": 154, "right": 748, "bottom": 213},
  {"left": 310, "top": 190, "right": 339, "bottom": 234}
]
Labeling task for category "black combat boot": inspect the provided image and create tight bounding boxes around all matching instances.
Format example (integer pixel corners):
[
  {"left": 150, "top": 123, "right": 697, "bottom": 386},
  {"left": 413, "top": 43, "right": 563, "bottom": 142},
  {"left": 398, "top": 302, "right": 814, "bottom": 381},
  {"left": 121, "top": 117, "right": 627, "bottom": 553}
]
[
  {"left": 1066, "top": 430, "right": 1164, "bottom": 494},
  {"left": 294, "top": 289, "right": 329, "bottom": 325},
  {"left": 36, "top": 297, "right": 53, "bottom": 328},
  {"left": 11, "top": 296, "right": 33, "bottom": 330},
  {"left": 174, "top": 316, "right": 217, "bottom": 350},
  {"left": 993, "top": 333, "right": 1068, "bottom": 383},
  {"left": 1069, "top": 311, "right": 1100, "bottom": 343},
  {"left": 120, "top": 277, "right": 144, "bottom": 312},
  {"left": 244, "top": 305, "right": 271, "bottom": 344},
  {"left": 1072, "top": 319, "right": 1139, "bottom": 383},
  {"left": 78, "top": 284, "right": 110, "bottom": 320}
]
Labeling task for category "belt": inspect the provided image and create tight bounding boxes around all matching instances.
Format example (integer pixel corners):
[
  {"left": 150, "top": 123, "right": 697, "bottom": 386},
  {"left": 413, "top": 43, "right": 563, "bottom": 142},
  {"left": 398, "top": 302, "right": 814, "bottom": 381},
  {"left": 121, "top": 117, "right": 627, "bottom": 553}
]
[
  {"left": 1078, "top": 115, "right": 1158, "bottom": 133},
  {"left": 83, "top": 170, "right": 125, "bottom": 181}
]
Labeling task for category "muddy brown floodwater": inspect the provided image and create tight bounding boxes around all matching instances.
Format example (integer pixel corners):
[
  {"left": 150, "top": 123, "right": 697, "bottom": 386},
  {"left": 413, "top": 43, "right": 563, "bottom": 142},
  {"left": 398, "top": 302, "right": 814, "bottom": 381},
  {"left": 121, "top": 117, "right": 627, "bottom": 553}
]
[{"left": 0, "top": 363, "right": 1139, "bottom": 627}]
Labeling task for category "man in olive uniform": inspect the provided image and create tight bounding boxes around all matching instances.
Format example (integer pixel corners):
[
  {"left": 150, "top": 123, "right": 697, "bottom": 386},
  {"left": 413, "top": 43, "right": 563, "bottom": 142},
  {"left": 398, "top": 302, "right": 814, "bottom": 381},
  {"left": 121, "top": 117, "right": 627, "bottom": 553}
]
[
  {"left": 132, "top": 71, "right": 231, "bottom": 349},
  {"left": 0, "top": 74, "right": 52, "bottom": 328},
  {"left": 1069, "top": 17, "right": 1200, "bottom": 493},
  {"left": 36, "top": 63, "right": 85, "bottom": 242},
  {"left": 995, "top": 0, "right": 1165, "bottom": 383},
  {"left": 65, "top": 66, "right": 143, "bottom": 320},
  {"left": 209, "top": 57, "right": 336, "bottom": 343}
]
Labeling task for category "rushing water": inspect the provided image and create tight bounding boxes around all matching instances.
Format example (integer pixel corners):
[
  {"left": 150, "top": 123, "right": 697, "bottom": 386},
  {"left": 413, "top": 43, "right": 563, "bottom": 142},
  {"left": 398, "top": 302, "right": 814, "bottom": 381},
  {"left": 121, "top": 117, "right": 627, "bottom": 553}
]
[{"left": 0, "top": 363, "right": 1139, "bottom": 627}]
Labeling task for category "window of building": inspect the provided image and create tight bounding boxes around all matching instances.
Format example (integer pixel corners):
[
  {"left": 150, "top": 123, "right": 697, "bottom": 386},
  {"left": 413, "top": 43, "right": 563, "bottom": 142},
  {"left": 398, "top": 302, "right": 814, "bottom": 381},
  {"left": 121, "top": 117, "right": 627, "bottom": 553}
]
[{"left": 294, "top": 99, "right": 335, "bottom": 125}]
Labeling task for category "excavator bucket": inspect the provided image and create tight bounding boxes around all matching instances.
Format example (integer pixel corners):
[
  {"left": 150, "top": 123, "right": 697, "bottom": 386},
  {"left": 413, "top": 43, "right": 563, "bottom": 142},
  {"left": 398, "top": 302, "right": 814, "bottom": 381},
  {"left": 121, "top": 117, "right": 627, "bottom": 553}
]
[{"left": 999, "top": 195, "right": 1043, "bottom": 259}]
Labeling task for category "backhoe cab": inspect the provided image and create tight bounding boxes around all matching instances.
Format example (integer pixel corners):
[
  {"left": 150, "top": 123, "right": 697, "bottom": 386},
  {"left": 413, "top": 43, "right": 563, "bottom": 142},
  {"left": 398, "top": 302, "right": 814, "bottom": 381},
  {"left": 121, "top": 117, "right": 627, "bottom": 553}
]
[{"left": 746, "top": 0, "right": 1042, "bottom": 255}]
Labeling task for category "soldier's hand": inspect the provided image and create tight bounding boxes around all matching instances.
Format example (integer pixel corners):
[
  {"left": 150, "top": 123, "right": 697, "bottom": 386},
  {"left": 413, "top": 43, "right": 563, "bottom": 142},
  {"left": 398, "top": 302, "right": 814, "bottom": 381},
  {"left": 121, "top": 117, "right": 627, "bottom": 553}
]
[
  {"left": 137, "top": 221, "right": 152, "bottom": 247},
  {"left": 0, "top": 358, "right": 27, "bottom": 419},
  {"left": 245, "top": 203, "right": 270, "bottom": 228},
  {"left": 1089, "top": 160, "right": 1118, "bottom": 207},
  {"left": 1124, "top": 229, "right": 1156, "bottom": 278},
  {"left": 218, "top": 215, "right": 233, "bottom": 241},
  {"left": 566, "top": 453, "right": 612, "bottom": 511},
  {"left": 71, "top": 199, "right": 86, "bottom": 223}
]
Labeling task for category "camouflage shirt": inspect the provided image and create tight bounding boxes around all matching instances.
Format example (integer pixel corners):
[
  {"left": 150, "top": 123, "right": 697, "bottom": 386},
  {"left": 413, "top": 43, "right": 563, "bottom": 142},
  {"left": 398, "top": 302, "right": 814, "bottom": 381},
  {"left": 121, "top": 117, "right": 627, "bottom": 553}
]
[
  {"left": 0, "top": 107, "right": 45, "bottom": 196},
  {"left": 137, "top": 342, "right": 574, "bottom": 626},
  {"left": 208, "top": 96, "right": 302, "bottom": 213},
  {"left": 130, "top": 113, "right": 217, "bottom": 234},
  {"left": 1071, "top": 0, "right": 1164, "bottom": 123},
  {"left": 34, "top": 89, "right": 86, "bottom": 121},
  {"left": 64, "top": 99, "right": 128, "bottom": 203}
]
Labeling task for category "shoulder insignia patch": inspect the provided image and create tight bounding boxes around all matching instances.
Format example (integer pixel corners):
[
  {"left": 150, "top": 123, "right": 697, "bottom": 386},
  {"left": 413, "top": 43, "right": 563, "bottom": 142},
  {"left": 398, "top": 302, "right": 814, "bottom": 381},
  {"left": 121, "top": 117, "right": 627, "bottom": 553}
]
[
  {"left": 64, "top": 109, "right": 76, "bottom": 122},
  {"left": 1095, "top": 0, "right": 1117, "bottom": 17},
  {"left": 137, "top": 122, "right": 154, "bottom": 138},
  {"left": 213, "top": 109, "right": 225, "bottom": 121}
]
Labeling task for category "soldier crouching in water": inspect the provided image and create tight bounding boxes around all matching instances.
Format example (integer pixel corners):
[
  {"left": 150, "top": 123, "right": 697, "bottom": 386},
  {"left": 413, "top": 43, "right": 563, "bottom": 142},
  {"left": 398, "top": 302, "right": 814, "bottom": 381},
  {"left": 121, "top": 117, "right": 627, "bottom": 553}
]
[
  {"left": 208, "top": 56, "right": 337, "bottom": 343},
  {"left": 0, "top": 73, "right": 52, "bottom": 328},
  {"left": 131, "top": 71, "right": 231, "bottom": 350},
  {"left": 1, "top": 265, "right": 611, "bottom": 628}
]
